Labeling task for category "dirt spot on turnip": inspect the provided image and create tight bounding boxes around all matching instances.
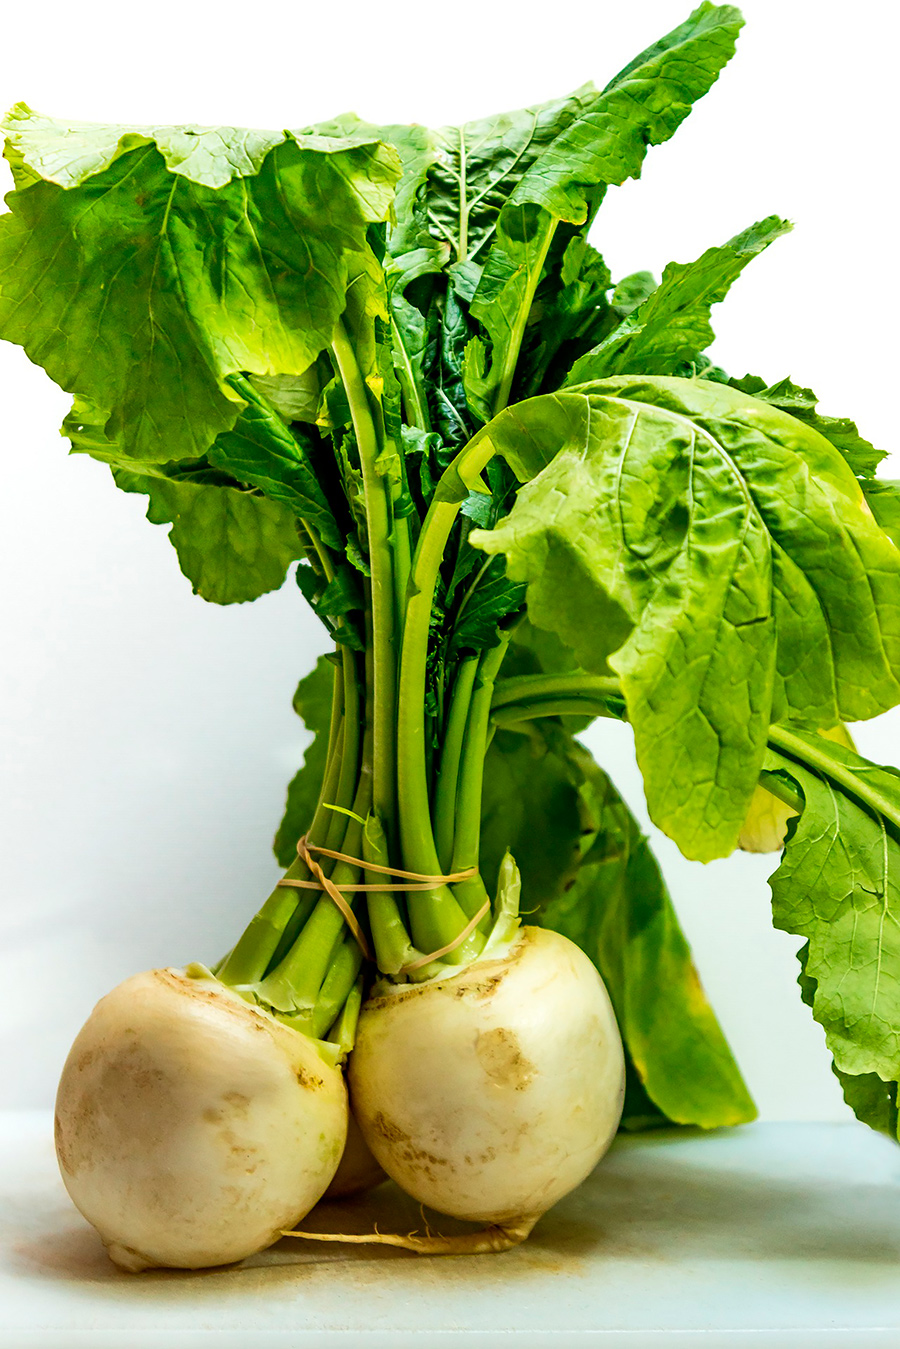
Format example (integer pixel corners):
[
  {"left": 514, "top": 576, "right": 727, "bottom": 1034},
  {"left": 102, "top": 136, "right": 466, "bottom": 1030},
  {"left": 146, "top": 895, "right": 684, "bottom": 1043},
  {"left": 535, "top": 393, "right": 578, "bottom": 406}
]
[
  {"left": 460, "top": 972, "right": 504, "bottom": 1000},
  {"left": 476, "top": 1027, "right": 535, "bottom": 1090},
  {"left": 371, "top": 1112, "right": 411, "bottom": 1145},
  {"left": 223, "top": 1091, "right": 251, "bottom": 1111},
  {"left": 295, "top": 1066, "right": 324, "bottom": 1091}
]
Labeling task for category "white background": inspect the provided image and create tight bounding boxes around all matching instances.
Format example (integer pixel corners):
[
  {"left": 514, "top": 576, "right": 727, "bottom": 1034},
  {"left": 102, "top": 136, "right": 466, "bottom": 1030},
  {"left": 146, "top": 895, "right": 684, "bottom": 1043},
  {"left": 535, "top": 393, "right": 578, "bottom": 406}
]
[{"left": 0, "top": 0, "right": 897, "bottom": 1118}]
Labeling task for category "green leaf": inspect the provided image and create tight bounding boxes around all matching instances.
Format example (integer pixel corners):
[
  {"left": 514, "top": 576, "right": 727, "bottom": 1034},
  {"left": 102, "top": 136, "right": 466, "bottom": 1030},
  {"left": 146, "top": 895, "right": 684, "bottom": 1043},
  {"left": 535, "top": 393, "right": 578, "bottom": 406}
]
[
  {"left": 796, "top": 944, "right": 899, "bottom": 1140},
  {"left": 0, "top": 116, "right": 400, "bottom": 468},
  {"left": 426, "top": 86, "right": 598, "bottom": 266},
  {"left": 211, "top": 375, "right": 341, "bottom": 549},
  {"left": 295, "top": 561, "right": 365, "bottom": 651},
  {"left": 2, "top": 102, "right": 287, "bottom": 189},
  {"left": 311, "top": 113, "right": 449, "bottom": 286},
  {"left": 727, "top": 374, "right": 886, "bottom": 479},
  {"left": 765, "top": 729, "right": 900, "bottom": 1138},
  {"left": 446, "top": 559, "right": 526, "bottom": 658},
  {"left": 471, "top": 376, "right": 900, "bottom": 861},
  {"left": 610, "top": 271, "right": 657, "bottom": 317},
  {"left": 480, "top": 722, "right": 755, "bottom": 1129},
  {"left": 273, "top": 656, "right": 335, "bottom": 868},
  {"left": 512, "top": 4, "right": 743, "bottom": 222},
  {"left": 113, "top": 470, "right": 303, "bottom": 603},
  {"left": 466, "top": 3, "right": 743, "bottom": 414},
  {"left": 865, "top": 482, "right": 900, "bottom": 548},
  {"left": 515, "top": 235, "right": 612, "bottom": 399},
  {"left": 565, "top": 216, "right": 791, "bottom": 384},
  {"left": 246, "top": 367, "right": 324, "bottom": 424},
  {"left": 767, "top": 728, "right": 900, "bottom": 1085}
]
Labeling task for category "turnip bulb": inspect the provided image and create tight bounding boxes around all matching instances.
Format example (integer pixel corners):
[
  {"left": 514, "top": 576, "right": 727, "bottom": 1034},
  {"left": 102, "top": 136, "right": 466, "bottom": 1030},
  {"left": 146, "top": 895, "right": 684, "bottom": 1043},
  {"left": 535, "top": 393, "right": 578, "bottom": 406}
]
[
  {"left": 348, "top": 927, "right": 625, "bottom": 1229},
  {"left": 322, "top": 1108, "right": 386, "bottom": 1200},
  {"left": 55, "top": 967, "right": 348, "bottom": 1271}
]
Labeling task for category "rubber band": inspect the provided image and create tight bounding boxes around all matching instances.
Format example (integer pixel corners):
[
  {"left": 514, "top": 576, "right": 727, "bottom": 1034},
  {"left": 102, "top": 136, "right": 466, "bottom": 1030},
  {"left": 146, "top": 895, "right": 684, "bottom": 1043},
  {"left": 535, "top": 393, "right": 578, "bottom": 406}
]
[
  {"left": 289, "top": 835, "right": 373, "bottom": 962},
  {"left": 398, "top": 899, "right": 490, "bottom": 973},
  {"left": 276, "top": 835, "right": 485, "bottom": 971}
]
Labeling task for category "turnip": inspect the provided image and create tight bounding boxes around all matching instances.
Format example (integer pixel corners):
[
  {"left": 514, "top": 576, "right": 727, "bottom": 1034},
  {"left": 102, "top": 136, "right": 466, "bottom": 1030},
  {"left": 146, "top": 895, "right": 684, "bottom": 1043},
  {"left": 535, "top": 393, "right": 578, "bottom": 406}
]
[
  {"left": 55, "top": 967, "right": 348, "bottom": 1270},
  {"left": 322, "top": 1109, "right": 386, "bottom": 1199},
  {"left": 349, "top": 927, "right": 625, "bottom": 1231}
]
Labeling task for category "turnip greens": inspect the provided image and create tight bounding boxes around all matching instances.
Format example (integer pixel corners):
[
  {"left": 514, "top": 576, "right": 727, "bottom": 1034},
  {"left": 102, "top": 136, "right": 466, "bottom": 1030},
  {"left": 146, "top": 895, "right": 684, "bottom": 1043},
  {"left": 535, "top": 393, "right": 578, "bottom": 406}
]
[{"left": 3, "top": 0, "right": 900, "bottom": 1165}]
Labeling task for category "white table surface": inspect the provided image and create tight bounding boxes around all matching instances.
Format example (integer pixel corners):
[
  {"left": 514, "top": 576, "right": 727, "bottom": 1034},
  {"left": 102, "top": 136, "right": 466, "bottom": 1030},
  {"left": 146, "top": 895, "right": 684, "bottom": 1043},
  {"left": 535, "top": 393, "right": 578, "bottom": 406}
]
[{"left": 2, "top": 1112, "right": 899, "bottom": 1348}]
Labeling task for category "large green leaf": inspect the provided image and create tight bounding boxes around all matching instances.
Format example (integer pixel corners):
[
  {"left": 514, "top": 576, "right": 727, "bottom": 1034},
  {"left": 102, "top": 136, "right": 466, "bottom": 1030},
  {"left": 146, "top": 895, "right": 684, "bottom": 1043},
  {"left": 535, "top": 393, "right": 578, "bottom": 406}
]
[
  {"left": 765, "top": 728, "right": 900, "bottom": 1134},
  {"left": 480, "top": 722, "right": 755, "bottom": 1129},
  {"left": 796, "top": 943, "right": 899, "bottom": 1140},
  {"left": 727, "top": 374, "right": 887, "bottom": 479},
  {"left": 0, "top": 111, "right": 400, "bottom": 468},
  {"left": 2, "top": 103, "right": 288, "bottom": 190},
  {"left": 466, "top": 3, "right": 743, "bottom": 414},
  {"left": 424, "top": 88, "right": 597, "bottom": 267},
  {"left": 565, "top": 216, "right": 791, "bottom": 384},
  {"left": 113, "top": 469, "right": 304, "bottom": 604},
  {"left": 273, "top": 655, "right": 335, "bottom": 867},
  {"left": 471, "top": 376, "right": 900, "bottom": 860}
]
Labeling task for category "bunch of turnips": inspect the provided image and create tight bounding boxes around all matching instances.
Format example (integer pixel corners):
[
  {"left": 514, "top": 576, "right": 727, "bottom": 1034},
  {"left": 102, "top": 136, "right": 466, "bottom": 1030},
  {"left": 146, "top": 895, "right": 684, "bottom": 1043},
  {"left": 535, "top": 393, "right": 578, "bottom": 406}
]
[{"left": 4, "top": 1, "right": 900, "bottom": 1270}]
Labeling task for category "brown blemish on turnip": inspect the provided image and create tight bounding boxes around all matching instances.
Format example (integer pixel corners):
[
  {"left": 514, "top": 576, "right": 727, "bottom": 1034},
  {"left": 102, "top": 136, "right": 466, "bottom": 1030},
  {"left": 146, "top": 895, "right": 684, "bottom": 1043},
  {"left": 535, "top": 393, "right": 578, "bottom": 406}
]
[{"left": 476, "top": 1027, "right": 535, "bottom": 1090}]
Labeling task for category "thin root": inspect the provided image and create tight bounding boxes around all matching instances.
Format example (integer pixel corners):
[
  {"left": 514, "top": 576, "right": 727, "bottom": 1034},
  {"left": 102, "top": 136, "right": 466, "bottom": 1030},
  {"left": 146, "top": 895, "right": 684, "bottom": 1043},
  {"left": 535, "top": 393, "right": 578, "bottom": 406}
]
[{"left": 280, "top": 1214, "right": 538, "bottom": 1256}]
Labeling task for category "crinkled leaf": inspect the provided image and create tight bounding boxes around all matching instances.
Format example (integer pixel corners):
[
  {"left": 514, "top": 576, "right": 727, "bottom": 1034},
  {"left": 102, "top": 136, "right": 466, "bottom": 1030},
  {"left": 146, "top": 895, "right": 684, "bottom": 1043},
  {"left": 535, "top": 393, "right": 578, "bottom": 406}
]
[
  {"left": 246, "top": 368, "right": 323, "bottom": 424},
  {"left": 426, "top": 86, "right": 598, "bottom": 266},
  {"left": 566, "top": 216, "right": 791, "bottom": 384},
  {"left": 113, "top": 470, "right": 303, "bottom": 603},
  {"left": 480, "top": 722, "right": 755, "bottom": 1128},
  {"left": 2, "top": 102, "right": 286, "bottom": 189},
  {"left": 210, "top": 375, "right": 341, "bottom": 549},
  {"left": 0, "top": 118, "right": 399, "bottom": 469},
  {"left": 466, "top": 3, "right": 742, "bottom": 413},
  {"left": 767, "top": 730, "right": 900, "bottom": 1126},
  {"left": 312, "top": 113, "right": 448, "bottom": 286},
  {"left": 295, "top": 561, "right": 365, "bottom": 651},
  {"left": 446, "top": 560, "right": 526, "bottom": 658},
  {"left": 610, "top": 271, "right": 657, "bottom": 317},
  {"left": 728, "top": 374, "right": 887, "bottom": 479},
  {"left": 471, "top": 376, "right": 900, "bottom": 860},
  {"left": 515, "top": 234, "right": 613, "bottom": 400},
  {"left": 865, "top": 482, "right": 900, "bottom": 548},
  {"left": 273, "top": 655, "right": 335, "bottom": 868},
  {"left": 796, "top": 943, "right": 899, "bottom": 1140}
]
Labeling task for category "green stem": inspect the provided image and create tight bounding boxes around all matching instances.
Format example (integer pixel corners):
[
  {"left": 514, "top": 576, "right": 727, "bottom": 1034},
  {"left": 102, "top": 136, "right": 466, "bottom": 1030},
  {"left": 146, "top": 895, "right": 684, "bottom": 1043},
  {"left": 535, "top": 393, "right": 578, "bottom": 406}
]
[
  {"left": 331, "top": 320, "right": 396, "bottom": 834},
  {"left": 392, "top": 312, "right": 431, "bottom": 431},
  {"left": 258, "top": 663, "right": 375, "bottom": 1022},
  {"left": 396, "top": 425, "right": 499, "bottom": 876},
  {"left": 768, "top": 724, "right": 900, "bottom": 830},
  {"left": 433, "top": 656, "right": 479, "bottom": 872},
  {"left": 393, "top": 429, "right": 502, "bottom": 965},
  {"left": 308, "top": 934, "right": 364, "bottom": 1040},
  {"left": 326, "top": 648, "right": 362, "bottom": 850},
  {"left": 363, "top": 812, "right": 420, "bottom": 977},
  {"left": 450, "top": 634, "right": 511, "bottom": 920},
  {"left": 331, "top": 974, "right": 364, "bottom": 1056},
  {"left": 492, "top": 696, "right": 618, "bottom": 728},
  {"left": 257, "top": 768, "right": 372, "bottom": 1022},
  {"left": 492, "top": 672, "right": 623, "bottom": 710},
  {"left": 758, "top": 770, "right": 804, "bottom": 816},
  {"left": 458, "top": 126, "right": 468, "bottom": 263}
]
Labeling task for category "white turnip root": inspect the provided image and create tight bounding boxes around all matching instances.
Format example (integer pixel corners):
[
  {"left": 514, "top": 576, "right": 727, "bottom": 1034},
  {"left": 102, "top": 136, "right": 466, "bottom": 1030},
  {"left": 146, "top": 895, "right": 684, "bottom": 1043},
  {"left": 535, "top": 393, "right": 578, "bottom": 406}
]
[
  {"left": 322, "top": 1108, "right": 386, "bottom": 1199},
  {"left": 348, "top": 926, "right": 625, "bottom": 1229},
  {"left": 55, "top": 967, "right": 347, "bottom": 1271}
]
